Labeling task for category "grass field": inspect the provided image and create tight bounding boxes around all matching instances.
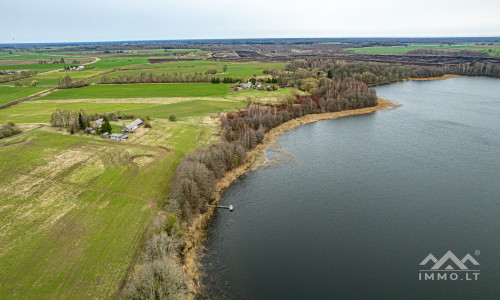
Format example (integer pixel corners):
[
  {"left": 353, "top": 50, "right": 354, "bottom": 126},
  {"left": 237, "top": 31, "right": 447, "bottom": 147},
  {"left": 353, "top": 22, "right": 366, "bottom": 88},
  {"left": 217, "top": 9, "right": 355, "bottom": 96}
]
[
  {"left": 346, "top": 43, "right": 500, "bottom": 55},
  {"left": 0, "top": 102, "right": 156, "bottom": 123},
  {"left": 0, "top": 46, "right": 285, "bottom": 299},
  {"left": 90, "top": 57, "right": 150, "bottom": 69},
  {"left": 124, "top": 100, "right": 243, "bottom": 120},
  {"left": 111, "top": 61, "right": 284, "bottom": 78},
  {"left": 0, "top": 118, "right": 214, "bottom": 298},
  {"left": 37, "top": 83, "right": 230, "bottom": 100},
  {"left": 0, "top": 86, "right": 49, "bottom": 106},
  {"left": 1, "top": 70, "right": 108, "bottom": 87},
  {"left": 0, "top": 63, "right": 67, "bottom": 72}
]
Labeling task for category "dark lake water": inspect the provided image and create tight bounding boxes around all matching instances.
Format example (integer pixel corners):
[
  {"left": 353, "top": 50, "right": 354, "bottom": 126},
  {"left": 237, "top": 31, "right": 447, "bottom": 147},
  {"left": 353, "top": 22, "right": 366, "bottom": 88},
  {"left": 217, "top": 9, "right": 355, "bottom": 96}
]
[{"left": 199, "top": 77, "right": 500, "bottom": 299}]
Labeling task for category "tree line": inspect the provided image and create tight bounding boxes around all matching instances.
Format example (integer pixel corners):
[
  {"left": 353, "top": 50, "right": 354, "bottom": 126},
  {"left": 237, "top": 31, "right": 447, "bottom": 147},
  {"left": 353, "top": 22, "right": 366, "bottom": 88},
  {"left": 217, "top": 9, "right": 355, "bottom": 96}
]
[
  {"left": 282, "top": 59, "right": 500, "bottom": 88},
  {"left": 58, "top": 75, "right": 89, "bottom": 89},
  {"left": 170, "top": 77, "right": 377, "bottom": 220},
  {"left": 0, "top": 70, "right": 38, "bottom": 84},
  {"left": 407, "top": 49, "right": 491, "bottom": 57},
  {"left": 99, "top": 72, "right": 242, "bottom": 84},
  {"left": 444, "top": 62, "right": 500, "bottom": 77},
  {"left": 282, "top": 59, "right": 445, "bottom": 87}
]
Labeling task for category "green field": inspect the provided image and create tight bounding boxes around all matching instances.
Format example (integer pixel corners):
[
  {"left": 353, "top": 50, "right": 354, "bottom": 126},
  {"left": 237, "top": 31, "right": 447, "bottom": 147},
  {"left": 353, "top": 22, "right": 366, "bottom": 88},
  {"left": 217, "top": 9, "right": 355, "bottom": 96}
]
[
  {"left": 0, "top": 119, "right": 213, "bottom": 298},
  {"left": 346, "top": 43, "right": 500, "bottom": 55},
  {"left": 0, "top": 102, "right": 155, "bottom": 123},
  {"left": 6, "top": 70, "right": 108, "bottom": 87},
  {"left": 124, "top": 100, "right": 243, "bottom": 119},
  {"left": 0, "top": 63, "right": 68, "bottom": 71},
  {"left": 0, "top": 45, "right": 288, "bottom": 299},
  {"left": 37, "top": 83, "right": 230, "bottom": 100},
  {"left": 111, "top": 61, "right": 284, "bottom": 78},
  {"left": 90, "top": 57, "right": 151, "bottom": 69},
  {"left": 0, "top": 86, "right": 49, "bottom": 105}
]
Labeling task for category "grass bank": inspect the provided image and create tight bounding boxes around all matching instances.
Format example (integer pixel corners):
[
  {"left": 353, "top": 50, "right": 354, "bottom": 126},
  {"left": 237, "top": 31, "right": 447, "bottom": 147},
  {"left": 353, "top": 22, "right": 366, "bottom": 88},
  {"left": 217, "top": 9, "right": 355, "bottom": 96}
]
[
  {"left": 181, "top": 98, "right": 399, "bottom": 297},
  {"left": 409, "top": 74, "right": 460, "bottom": 81}
]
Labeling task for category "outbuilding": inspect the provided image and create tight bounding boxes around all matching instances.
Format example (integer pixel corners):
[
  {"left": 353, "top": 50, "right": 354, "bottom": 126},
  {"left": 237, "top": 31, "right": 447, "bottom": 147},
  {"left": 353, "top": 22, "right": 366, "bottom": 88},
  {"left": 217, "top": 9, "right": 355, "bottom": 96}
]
[
  {"left": 110, "top": 133, "right": 129, "bottom": 141},
  {"left": 121, "top": 118, "right": 144, "bottom": 133}
]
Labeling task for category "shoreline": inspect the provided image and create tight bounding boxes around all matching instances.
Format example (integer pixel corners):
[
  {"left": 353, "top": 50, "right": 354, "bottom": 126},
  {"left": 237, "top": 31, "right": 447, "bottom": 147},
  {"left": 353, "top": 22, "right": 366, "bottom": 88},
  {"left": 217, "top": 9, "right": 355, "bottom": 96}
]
[
  {"left": 181, "top": 97, "right": 400, "bottom": 297},
  {"left": 409, "top": 74, "right": 459, "bottom": 81}
]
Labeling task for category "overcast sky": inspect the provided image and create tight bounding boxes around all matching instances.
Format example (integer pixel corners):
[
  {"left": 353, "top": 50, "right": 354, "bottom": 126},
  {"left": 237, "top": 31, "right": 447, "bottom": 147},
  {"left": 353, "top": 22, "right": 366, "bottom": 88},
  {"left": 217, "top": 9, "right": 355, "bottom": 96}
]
[{"left": 1, "top": 0, "right": 499, "bottom": 43}]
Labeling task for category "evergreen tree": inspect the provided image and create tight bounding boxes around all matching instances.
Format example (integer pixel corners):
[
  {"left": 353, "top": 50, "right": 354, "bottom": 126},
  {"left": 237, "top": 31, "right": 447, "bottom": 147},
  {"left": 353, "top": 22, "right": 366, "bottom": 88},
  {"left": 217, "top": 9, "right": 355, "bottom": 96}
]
[
  {"left": 100, "top": 116, "right": 112, "bottom": 134},
  {"left": 78, "top": 113, "right": 85, "bottom": 130},
  {"left": 328, "top": 69, "right": 333, "bottom": 79}
]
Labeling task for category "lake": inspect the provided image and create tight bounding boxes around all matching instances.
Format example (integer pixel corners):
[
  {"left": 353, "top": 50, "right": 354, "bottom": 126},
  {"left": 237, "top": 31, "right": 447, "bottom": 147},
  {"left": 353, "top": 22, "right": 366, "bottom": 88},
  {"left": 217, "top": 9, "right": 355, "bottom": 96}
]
[{"left": 199, "top": 77, "right": 500, "bottom": 299}]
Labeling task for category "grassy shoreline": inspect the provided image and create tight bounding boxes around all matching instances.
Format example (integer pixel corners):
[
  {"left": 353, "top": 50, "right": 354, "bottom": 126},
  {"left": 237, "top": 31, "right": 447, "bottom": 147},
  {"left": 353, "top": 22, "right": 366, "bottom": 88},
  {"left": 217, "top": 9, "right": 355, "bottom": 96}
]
[
  {"left": 409, "top": 74, "right": 460, "bottom": 81},
  {"left": 181, "top": 98, "right": 400, "bottom": 297}
]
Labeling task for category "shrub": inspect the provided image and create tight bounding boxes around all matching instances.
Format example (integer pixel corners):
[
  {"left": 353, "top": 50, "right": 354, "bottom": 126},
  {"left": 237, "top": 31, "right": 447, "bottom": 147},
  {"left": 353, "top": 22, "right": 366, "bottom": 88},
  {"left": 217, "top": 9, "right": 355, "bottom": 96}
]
[
  {"left": 0, "top": 122, "right": 22, "bottom": 139},
  {"left": 169, "top": 115, "right": 177, "bottom": 121},
  {"left": 164, "top": 213, "right": 181, "bottom": 237},
  {"left": 141, "top": 232, "right": 182, "bottom": 263},
  {"left": 124, "top": 257, "right": 190, "bottom": 300}
]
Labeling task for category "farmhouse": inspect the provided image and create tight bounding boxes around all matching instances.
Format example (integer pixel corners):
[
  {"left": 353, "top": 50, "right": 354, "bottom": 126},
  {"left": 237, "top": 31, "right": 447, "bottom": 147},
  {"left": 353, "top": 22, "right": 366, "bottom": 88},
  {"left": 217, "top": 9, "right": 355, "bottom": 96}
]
[{"left": 121, "top": 118, "right": 143, "bottom": 133}]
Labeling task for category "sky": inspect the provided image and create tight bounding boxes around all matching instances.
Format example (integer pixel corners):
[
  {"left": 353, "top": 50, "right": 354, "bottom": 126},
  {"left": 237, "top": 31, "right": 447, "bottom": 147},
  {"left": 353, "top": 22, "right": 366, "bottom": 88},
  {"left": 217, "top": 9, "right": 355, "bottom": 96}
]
[{"left": 1, "top": 0, "right": 499, "bottom": 43}]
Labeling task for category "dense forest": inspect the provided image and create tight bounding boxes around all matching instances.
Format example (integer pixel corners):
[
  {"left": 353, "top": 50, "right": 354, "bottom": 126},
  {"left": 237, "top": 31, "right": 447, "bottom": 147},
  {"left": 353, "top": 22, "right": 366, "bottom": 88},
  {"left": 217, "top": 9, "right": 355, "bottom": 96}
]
[
  {"left": 278, "top": 59, "right": 500, "bottom": 89},
  {"left": 444, "top": 62, "right": 500, "bottom": 77},
  {"left": 406, "top": 49, "right": 490, "bottom": 57}
]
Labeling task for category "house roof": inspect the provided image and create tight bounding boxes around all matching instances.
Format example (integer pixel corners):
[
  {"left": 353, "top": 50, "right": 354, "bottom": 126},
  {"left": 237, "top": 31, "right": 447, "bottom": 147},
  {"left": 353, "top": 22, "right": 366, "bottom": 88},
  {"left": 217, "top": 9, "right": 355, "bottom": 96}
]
[{"left": 124, "top": 118, "right": 143, "bottom": 129}]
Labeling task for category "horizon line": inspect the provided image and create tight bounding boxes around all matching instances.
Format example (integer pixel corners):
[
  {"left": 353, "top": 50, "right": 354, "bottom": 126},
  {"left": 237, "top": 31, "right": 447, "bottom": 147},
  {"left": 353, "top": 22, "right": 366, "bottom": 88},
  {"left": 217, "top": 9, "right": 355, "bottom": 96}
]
[{"left": 1, "top": 36, "right": 500, "bottom": 46}]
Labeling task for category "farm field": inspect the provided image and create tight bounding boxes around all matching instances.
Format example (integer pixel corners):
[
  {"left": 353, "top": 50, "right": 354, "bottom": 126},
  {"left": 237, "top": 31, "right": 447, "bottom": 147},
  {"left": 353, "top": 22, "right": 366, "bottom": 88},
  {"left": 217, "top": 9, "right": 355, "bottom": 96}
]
[
  {"left": 2, "top": 70, "right": 108, "bottom": 87},
  {"left": 0, "top": 86, "right": 49, "bottom": 105},
  {"left": 37, "top": 83, "right": 230, "bottom": 100},
  {"left": 346, "top": 43, "right": 500, "bottom": 55},
  {"left": 0, "top": 43, "right": 309, "bottom": 299},
  {"left": 0, "top": 117, "right": 214, "bottom": 298},
  {"left": 112, "top": 61, "right": 284, "bottom": 78},
  {"left": 123, "top": 99, "right": 243, "bottom": 120},
  {"left": 0, "top": 102, "right": 155, "bottom": 123}
]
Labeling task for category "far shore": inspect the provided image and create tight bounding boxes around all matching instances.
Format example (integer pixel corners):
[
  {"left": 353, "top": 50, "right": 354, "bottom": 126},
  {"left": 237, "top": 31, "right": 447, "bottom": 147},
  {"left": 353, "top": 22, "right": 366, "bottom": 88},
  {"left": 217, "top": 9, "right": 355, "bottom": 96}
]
[
  {"left": 409, "top": 74, "right": 460, "bottom": 81},
  {"left": 181, "top": 97, "right": 400, "bottom": 298}
]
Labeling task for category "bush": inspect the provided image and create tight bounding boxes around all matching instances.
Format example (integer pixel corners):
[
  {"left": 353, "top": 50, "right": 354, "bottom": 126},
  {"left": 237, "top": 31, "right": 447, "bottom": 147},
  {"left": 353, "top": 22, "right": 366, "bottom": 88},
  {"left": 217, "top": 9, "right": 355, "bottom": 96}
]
[
  {"left": 0, "top": 122, "right": 22, "bottom": 139},
  {"left": 164, "top": 213, "right": 181, "bottom": 237},
  {"left": 141, "top": 232, "right": 182, "bottom": 263},
  {"left": 124, "top": 257, "right": 190, "bottom": 300},
  {"left": 169, "top": 115, "right": 177, "bottom": 121},
  {"left": 205, "top": 68, "right": 218, "bottom": 75},
  {"left": 144, "top": 122, "right": 152, "bottom": 128}
]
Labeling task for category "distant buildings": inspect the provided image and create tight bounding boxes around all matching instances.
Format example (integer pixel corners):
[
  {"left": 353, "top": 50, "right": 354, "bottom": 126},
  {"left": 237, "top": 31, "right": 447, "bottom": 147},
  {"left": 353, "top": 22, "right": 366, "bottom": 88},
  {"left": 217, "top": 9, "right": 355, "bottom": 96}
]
[
  {"left": 122, "top": 119, "right": 144, "bottom": 133},
  {"left": 236, "top": 81, "right": 272, "bottom": 91},
  {"left": 101, "top": 132, "right": 129, "bottom": 141},
  {"left": 68, "top": 65, "right": 85, "bottom": 71}
]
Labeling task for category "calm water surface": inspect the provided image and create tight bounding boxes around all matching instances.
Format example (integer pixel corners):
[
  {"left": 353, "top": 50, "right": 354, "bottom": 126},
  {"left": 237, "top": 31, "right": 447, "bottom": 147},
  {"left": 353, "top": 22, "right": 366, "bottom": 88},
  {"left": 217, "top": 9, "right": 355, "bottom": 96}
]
[{"left": 200, "top": 77, "right": 500, "bottom": 299}]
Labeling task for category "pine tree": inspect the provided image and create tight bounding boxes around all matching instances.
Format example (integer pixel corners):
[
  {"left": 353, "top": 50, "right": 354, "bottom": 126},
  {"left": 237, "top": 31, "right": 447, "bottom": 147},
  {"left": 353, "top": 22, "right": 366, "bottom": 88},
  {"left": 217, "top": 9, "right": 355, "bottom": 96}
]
[
  {"left": 100, "top": 116, "right": 112, "bottom": 134},
  {"left": 328, "top": 69, "right": 333, "bottom": 79},
  {"left": 78, "top": 113, "right": 85, "bottom": 130}
]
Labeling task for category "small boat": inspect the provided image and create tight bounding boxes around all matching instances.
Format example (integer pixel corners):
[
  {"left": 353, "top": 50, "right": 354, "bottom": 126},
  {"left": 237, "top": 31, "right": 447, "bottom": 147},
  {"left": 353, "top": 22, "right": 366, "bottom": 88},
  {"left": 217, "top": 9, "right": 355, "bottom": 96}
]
[{"left": 229, "top": 205, "right": 234, "bottom": 211}]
